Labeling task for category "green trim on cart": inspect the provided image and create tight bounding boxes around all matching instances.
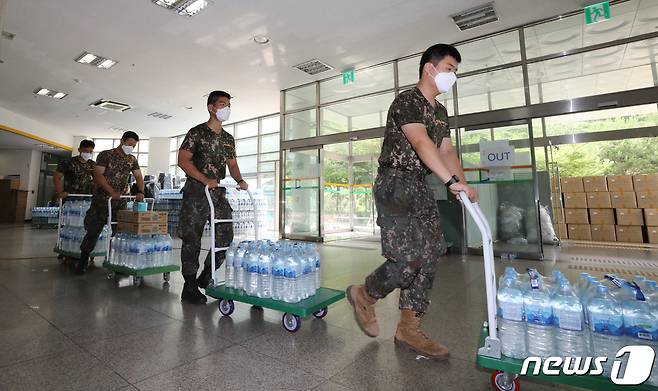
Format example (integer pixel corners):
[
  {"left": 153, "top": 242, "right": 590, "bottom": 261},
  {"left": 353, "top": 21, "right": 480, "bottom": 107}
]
[
  {"left": 204, "top": 284, "right": 345, "bottom": 318},
  {"left": 475, "top": 325, "right": 658, "bottom": 391},
  {"left": 102, "top": 263, "right": 180, "bottom": 277},
  {"left": 53, "top": 248, "right": 106, "bottom": 258}
]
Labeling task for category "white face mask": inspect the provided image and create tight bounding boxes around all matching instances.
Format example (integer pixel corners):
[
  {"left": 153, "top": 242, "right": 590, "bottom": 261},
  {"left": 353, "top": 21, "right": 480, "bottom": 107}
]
[
  {"left": 434, "top": 72, "right": 457, "bottom": 94},
  {"left": 80, "top": 152, "right": 93, "bottom": 161},
  {"left": 215, "top": 106, "right": 231, "bottom": 122},
  {"left": 121, "top": 145, "right": 134, "bottom": 155}
]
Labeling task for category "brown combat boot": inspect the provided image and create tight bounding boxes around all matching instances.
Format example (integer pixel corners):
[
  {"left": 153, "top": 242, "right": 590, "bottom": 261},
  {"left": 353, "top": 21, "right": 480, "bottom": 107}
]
[
  {"left": 394, "top": 309, "right": 450, "bottom": 360},
  {"left": 346, "top": 285, "right": 379, "bottom": 337}
]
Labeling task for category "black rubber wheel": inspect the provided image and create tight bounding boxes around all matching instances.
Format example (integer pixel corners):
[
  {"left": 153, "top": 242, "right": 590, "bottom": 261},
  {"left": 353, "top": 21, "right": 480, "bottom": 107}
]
[
  {"left": 491, "top": 371, "right": 520, "bottom": 391},
  {"left": 313, "top": 307, "right": 328, "bottom": 319},
  {"left": 218, "top": 299, "right": 235, "bottom": 316},
  {"left": 107, "top": 272, "right": 115, "bottom": 280},
  {"left": 163, "top": 272, "right": 171, "bottom": 282},
  {"left": 132, "top": 276, "right": 143, "bottom": 287},
  {"left": 282, "top": 313, "right": 301, "bottom": 333}
]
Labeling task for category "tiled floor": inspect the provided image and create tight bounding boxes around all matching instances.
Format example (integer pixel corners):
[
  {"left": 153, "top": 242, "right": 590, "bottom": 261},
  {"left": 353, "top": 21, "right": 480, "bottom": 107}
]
[{"left": 1, "top": 224, "right": 656, "bottom": 390}]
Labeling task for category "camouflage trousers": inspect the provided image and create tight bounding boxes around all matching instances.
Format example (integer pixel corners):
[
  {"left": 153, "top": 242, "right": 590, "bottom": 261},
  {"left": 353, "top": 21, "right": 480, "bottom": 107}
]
[
  {"left": 80, "top": 195, "right": 123, "bottom": 255},
  {"left": 365, "top": 168, "right": 447, "bottom": 313},
  {"left": 178, "top": 180, "right": 233, "bottom": 276}
]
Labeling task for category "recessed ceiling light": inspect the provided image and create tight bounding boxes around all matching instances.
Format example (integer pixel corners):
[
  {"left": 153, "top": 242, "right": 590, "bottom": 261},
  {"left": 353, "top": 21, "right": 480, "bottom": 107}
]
[
  {"left": 152, "top": 0, "right": 210, "bottom": 17},
  {"left": 34, "top": 88, "right": 67, "bottom": 99},
  {"left": 253, "top": 35, "right": 270, "bottom": 45},
  {"left": 53, "top": 92, "right": 67, "bottom": 99},
  {"left": 75, "top": 51, "right": 118, "bottom": 70},
  {"left": 36, "top": 88, "right": 50, "bottom": 96}
]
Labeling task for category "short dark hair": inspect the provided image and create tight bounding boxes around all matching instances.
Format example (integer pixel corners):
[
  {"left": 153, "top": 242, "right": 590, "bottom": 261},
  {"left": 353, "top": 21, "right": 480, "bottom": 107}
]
[
  {"left": 121, "top": 131, "right": 139, "bottom": 142},
  {"left": 419, "top": 44, "right": 461, "bottom": 79},
  {"left": 207, "top": 90, "right": 232, "bottom": 106},
  {"left": 79, "top": 139, "right": 95, "bottom": 149}
]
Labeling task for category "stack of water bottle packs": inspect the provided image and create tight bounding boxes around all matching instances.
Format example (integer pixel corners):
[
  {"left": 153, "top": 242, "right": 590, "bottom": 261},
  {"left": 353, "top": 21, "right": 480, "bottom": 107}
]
[
  {"left": 227, "top": 188, "right": 268, "bottom": 236},
  {"left": 31, "top": 206, "right": 60, "bottom": 227},
  {"left": 224, "top": 240, "right": 321, "bottom": 303},
  {"left": 497, "top": 267, "right": 658, "bottom": 384},
  {"left": 58, "top": 200, "right": 108, "bottom": 254},
  {"left": 106, "top": 233, "right": 174, "bottom": 269}
]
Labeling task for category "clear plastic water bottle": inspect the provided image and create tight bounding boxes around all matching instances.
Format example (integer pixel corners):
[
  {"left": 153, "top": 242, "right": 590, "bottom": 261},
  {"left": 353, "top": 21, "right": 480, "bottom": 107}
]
[
  {"left": 225, "top": 241, "right": 237, "bottom": 288},
  {"left": 272, "top": 248, "right": 285, "bottom": 301},
  {"left": 258, "top": 244, "right": 273, "bottom": 298},
  {"left": 621, "top": 284, "right": 658, "bottom": 385},
  {"left": 234, "top": 241, "right": 248, "bottom": 292},
  {"left": 552, "top": 280, "right": 588, "bottom": 357},
  {"left": 245, "top": 245, "right": 260, "bottom": 296},
  {"left": 163, "top": 235, "right": 173, "bottom": 266},
  {"left": 524, "top": 276, "right": 554, "bottom": 358},
  {"left": 587, "top": 285, "right": 625, "bottom": 377},
  {"left": 283, "top": 247, "right": 301, "bottom": 303},
  {"left": 312, "top": 244, "right": 321, "bottom": 291},
  {"left": 497, "top": 276, "right": 527, "bottom": 359}
]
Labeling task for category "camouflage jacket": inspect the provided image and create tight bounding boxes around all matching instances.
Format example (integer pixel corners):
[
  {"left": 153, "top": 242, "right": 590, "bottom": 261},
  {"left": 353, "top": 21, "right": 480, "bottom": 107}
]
[
  {"left": 56, "top": 156, "right": 96, "bottom": 194},
  {"left": 378, "top": 87, "right": 451, "bottom": 175},
  {"left": 179, "top": 123, "right": 236, "bottom": 184}
]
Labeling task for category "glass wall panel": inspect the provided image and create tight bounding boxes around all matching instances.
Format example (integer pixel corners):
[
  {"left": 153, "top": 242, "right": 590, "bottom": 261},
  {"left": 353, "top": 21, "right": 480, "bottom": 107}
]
[
  {"left": 260, "top": 152, "right": 280, "bottom": 162},
  {"left": 398, "top": 55, "right": 422, "bottom": 87},
  {"left": 320, "top": 63, "right": 394, "bottom": 104},
  {"left": 543, "top": 104, "right": 658, "bottom": 136},
  {"left": 259, "top": 172, "right": 277, "bottom": 238},
  {"left": 284, "top": 149, "right": 320, "bottom": 238},
  {"left": 320, "top": 92, "right": 393, "bottom": 135},
  {"left": 236, "top": 137, "right": 258, "bottom": 156},
  {"left": 261, "top": 115, "right": 280, "bottom": 134},
  {"left": 284, "top": 109, "right": 317, "bottom": 140},
  {"left": 456, "top": 30, "right": 522, "bottom": 73},
  {"left": 236, "top": 120, "right": 259, "bottom": 139},
  {"left": 260, "top": 133, "right": 279, "bottom": 153},
  {"left": 458, "top": 67, "right": 526, "bottom": 114},
  {"left": 285, "top": 84, "right": 316, "bottom": 111},
  {"left": 238, "top": 155, "right": 258, "bottom": 174}
]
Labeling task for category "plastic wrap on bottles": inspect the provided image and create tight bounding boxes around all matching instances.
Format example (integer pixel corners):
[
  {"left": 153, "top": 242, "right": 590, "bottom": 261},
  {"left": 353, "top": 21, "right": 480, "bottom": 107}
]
[
  {"left": 498, "top": 202, "right": 525, "bottom": 242},
  {"left": 524, "top": 204, "right": 559, "bottom": 245}
]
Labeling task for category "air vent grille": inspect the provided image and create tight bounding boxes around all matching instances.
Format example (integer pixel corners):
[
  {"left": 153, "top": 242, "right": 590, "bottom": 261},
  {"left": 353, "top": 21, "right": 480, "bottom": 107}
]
[
  {"left": 90, "top": 100, "right": 132, "bottom": 112},
  {"left": 293, "top": 59, "right": 334, "bottom": 75},
  {"left": 148, "top": 112, "right": 173, "bottom": 120},
  {"left": 451, "top": 2, "right": 498, "bottom": 31}
]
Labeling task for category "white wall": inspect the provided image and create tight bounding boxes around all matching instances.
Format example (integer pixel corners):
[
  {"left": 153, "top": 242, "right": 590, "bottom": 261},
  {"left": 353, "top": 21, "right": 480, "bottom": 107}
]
[
  {"left": 0, "top": 149, "right": 42, "bottom": 219},
  {"left": 147, "top": 137, "right": 171, "bottom": 175},
  {"left": 0, "top": 106, "right": 73, "bottom": 149}
]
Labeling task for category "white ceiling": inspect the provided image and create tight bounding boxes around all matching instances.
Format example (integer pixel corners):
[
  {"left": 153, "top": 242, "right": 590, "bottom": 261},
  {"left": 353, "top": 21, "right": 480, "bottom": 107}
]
[
  {"left": 0, "top": 0, "right": 585, "bottom": 140},
  {"left": 0, "top": 129, "right": 69, "bottom": 155}
]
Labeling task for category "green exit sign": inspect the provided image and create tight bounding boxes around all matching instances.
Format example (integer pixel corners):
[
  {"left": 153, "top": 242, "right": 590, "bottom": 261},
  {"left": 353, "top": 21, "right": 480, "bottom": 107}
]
[
  {"left": 342, "top": 69, "right": 355, "bottom": 85},
  {"left": 585, "top": 1, "right": 611, "bottom": 25}
]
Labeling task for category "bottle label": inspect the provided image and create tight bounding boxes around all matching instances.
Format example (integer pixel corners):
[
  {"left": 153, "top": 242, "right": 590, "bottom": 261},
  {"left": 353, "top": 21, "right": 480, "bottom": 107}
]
[
  {"left": 530, "top": 278, "right": 539, "bottom": 290},
  {"left": 604, "top": 275, "right": 624, "bottom": 288},
  {"left": 590, "top": 314, "right": 624, "bottom": 336},
  {"left": 555, "top": 308, "right": 583, "bottom": 331},
  {"left": 259, "top": 267, "right": 270, "bottom": 275},
  {"left": 273, "top": 268, "right": 285, "bottom": 277},
  {"left": 525, "top": 304, "right": 553, "bottom": 325},
  {"left": 247, "top": 265, "right": 258, "bottom": 273},
  {"left": 285, "top": 270, "right": 297, "bottom": 278},
  {"left": 497, "top": 301, "right": 523, "bottom": 322}
]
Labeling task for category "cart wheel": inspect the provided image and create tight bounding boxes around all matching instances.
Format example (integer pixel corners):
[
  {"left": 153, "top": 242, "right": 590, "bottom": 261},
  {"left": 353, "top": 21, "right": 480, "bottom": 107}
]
[
  {"left": 282, "top": 313, "right": 301, "bottom": 333},
  {"left": 107, "top": 272, "right": 115, "bottom": 280},
  {"left": 313, "top": 308, "right": 328, "bottom": 319},
  {"left": 132, "top": 276, "right": 143, "bottom": 287},
  {"left": 491, "top": 371, "right": 520, "bottom": 391},
  {"left": 218, "top": 299, "right": 235, "bottom": 316},
  {"left": 89, "top": 257, "right": 95, "bottom": 267},
  {"left": 163, "top": 272, "right": 171, "bottom": 282}
]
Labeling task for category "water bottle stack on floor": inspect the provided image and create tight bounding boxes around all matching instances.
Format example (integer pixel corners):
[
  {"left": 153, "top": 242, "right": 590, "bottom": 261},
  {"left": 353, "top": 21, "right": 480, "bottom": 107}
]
[{"left": 497, "top": 267, "right": 658, "bottom": 384}]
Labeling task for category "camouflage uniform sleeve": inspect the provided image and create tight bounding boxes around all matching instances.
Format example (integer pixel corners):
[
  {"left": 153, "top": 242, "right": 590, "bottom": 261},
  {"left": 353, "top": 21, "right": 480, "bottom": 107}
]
[
  {"left": 395, "top": 93, "right": 425, "bottom": 127},
  {"left": 130, "top": 156, "right": 140, "bottom": 171},
  {"left": 438, "top": 104, "right": 451, "bottom": 140},
  {"left": 225, "top": 134, "right": 236, "bottom": 160},
  {"left": 179, "top": 128, "right": 197, "bottom": 153},
  {"left": 56, "top": 158, "right": 69, "bottom": 174},
  {"left": 96, "top": 151, "right": 110, "bottom": 167}
]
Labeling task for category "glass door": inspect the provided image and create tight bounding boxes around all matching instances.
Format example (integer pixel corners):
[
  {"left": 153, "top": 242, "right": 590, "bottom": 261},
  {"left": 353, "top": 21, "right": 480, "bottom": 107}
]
[{"left": 282, "top": 147, "right": 321, "bottom": 240}]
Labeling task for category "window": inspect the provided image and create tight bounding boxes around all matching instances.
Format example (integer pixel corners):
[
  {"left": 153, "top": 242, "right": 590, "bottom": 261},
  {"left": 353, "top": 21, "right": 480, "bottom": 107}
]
[{"left": 320, "top": 63, "right": 394, "bottom": 104}]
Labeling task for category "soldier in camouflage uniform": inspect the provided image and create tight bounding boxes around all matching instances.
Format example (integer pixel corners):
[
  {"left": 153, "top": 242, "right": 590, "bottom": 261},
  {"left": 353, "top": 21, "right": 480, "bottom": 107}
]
[
  {"left": 177, "top": 90, "right": 248, "bottom": 305},
  {"left": 54, "top": 139, "right": 96, "bottom": 199},
  {"left": 347, "top": 44, "right": 477, "bottom": 360},
  {"left": 77, "top": 131, "right": 145, "bottom": 275}
]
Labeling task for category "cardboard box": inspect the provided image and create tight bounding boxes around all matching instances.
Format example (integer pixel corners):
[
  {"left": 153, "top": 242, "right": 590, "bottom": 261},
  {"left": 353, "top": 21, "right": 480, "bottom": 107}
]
[
  {"left": 0, "top": 189, "right": 27, "bottom": 223},
  {"left": 117, "top": 222, "right": 168, "bottom": 235},
  {"left": 648, "top": 227, "right": 658, "bottom": 244},
  {"left": 563, "top": 193, "right": 587, "bottom": 209},
  {"left": 636, "top": 192, "right": 658, "bottom": 209},
  {"left": 565, "top": 209, "right": 589, "bottom": 224},
  {"left": 607, "top": 175, "right": 634, "bottom": 192},
  {"left": 156, "top": 211, "right": 168, "bottom": 223},
  {"left": 583, "top": 176, "right": 608, "bottom": 192},
  {"left": 589, "top": 209, "right": 615, "bottom": 225},
  {"left": 616, "top": 226, "right": 644, "bottom": 244},
  {"left": 568, "top": 224, "right": 592, "bottom": 241},
  {"left": 591, "top": 225, "right": 616, "bottom": 242},
  {"left": 0, "top": 178, "right": 20, "bottom": 192},
  {"left": 552, "top": 208, "right": 565, "bottom": 223},
  {"left": 561, "top": 177, "right": 584, "bottom": 193},
  {"left": 615, "top": 209, "right": 644, "bottom": 226},
  {"left": 644, "top": 209, "right": 658, "bottom": 227},
  {"left": 610, "top": 192, "right": 637, "bottom": 209},
  {"left": 117, "top": 210, "right": 159, "bottom": 223},
  {"left": 586, "top": 192, "right": 612, "bottom": 208},
  {"left": 555, "top": 223, "right": 568, "bottom": 239},
  {"left": 633, "top": 174, "right": 658, "bottom": 192}
]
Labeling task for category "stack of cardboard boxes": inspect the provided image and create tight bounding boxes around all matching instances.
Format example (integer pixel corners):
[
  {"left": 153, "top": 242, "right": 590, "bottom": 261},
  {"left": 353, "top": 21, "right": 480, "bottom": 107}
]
[
  {"left": 117, "top": 210, "right": 168, "bottom": 235},
  {"left": 0, "top": 178, "right": 28, "bottom": 223},
  {"left": 553, "top": 174, "right": 658, "bottom": 244}
]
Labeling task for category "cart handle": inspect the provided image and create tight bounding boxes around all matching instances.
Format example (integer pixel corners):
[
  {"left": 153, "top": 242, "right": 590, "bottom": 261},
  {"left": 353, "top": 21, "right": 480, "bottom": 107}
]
[
  {"left": 458, "top": 191, "right": 501, "bottom": 359},
  {"left": 205, "top": 184, "right": 258, "bottom": 286},
  {"left": 105, "top": 195, "right": 156, "bottom": 262}
]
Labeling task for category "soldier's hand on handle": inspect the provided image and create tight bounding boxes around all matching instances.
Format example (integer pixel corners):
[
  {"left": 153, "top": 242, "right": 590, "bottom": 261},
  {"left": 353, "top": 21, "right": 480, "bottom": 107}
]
[
  {"left": 205, "top": 178, "right": 219, "bottom": 190},
  {"left": 135, "top": 193, "right": 145, "bottom": 202},
  {"left": 449, "top": 182, "right": 478, "bottom": 202},
  {"left": 237, "top": 180, "right": 249, "bottom": 191},
  {"left": 56, "top": 191, "right": 69, "bottom": 200}
]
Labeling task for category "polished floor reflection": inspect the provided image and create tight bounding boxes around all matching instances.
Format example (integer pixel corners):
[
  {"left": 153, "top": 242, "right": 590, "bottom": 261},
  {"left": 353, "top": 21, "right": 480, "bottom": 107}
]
[{"left": 4, "top": 224, "right": 654, "bottom": 390}]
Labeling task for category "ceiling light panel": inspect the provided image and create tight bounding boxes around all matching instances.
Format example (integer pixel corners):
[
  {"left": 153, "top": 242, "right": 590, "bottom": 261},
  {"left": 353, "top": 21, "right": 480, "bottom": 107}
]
[
  {"left": 294, "top": 59, "right": 334, "bottom": 75},
  {"left": 451, "top": 2, "right": 498, "bottom": 31},
  {"left": 152, "top": 0, "right": 210, "bottom": 17},
  {"left": 75, "top": 51, "right": 118, "bottom": 69},
  {"left": 34, "top": 88, "right": 67, "bottom": 99}
]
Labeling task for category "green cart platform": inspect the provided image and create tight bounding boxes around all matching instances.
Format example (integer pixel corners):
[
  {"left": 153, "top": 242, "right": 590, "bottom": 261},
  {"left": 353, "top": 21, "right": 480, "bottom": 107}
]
[{"left": 103, "top": 262, "right": 180, "bottom": 287}]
